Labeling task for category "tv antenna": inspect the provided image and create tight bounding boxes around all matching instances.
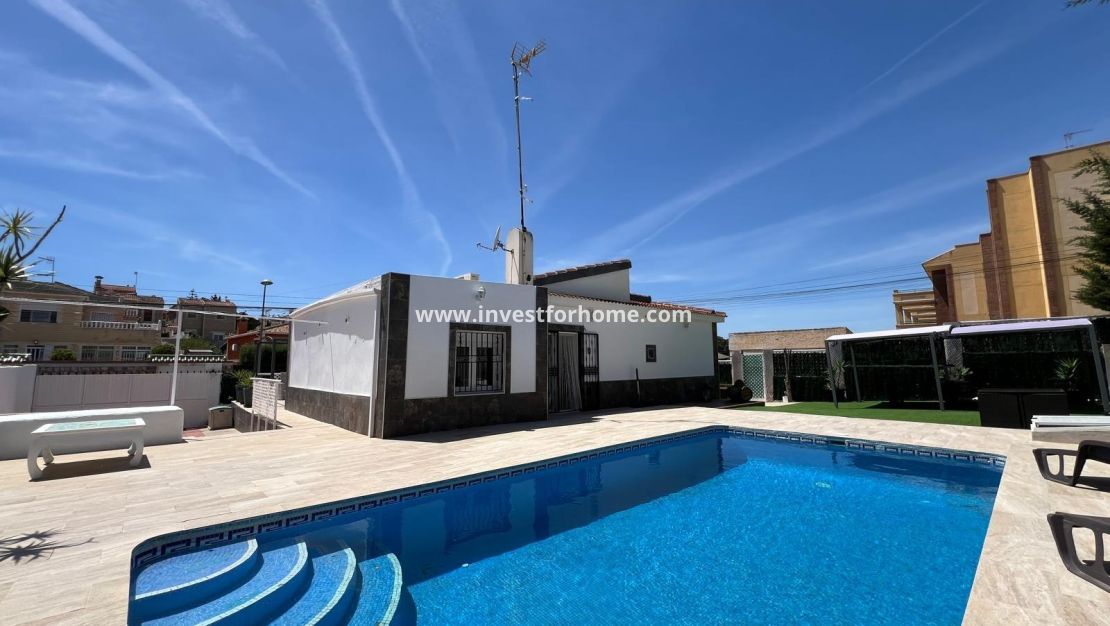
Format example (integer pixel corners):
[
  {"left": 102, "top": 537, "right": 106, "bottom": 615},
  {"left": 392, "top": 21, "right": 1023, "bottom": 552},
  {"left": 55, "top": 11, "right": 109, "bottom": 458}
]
[
  {"left": 510, "top": 40, "right": 546, "bottom": 232},
  {"left": 476, "top": 225, "right": 512, "bottom": 253},
  {"left": 34, "top": 256, "right": 55, "bottom": 282},
  {"left": 1064, "top": 129, "right": 1092, "bottom": 148}
]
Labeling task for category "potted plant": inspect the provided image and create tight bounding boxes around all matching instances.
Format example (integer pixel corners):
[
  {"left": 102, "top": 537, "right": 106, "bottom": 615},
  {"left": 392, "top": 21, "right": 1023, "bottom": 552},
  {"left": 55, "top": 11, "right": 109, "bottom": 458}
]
[
  {"left": 1054, "top": 357, "right": 1083, "bottom": 410},
  {"left": 233, "top": 369, "right": 254, "bottom": 406},
  {"left": 941, "top": 365, "right": 974, "bottom": 408},
  {"left": 824, "top": 359, "right": 848, "bottom": 402}
]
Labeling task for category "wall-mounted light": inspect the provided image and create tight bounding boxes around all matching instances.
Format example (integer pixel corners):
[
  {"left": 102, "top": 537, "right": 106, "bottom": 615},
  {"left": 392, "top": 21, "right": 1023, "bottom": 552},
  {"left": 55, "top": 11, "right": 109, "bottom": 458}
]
[{"left": 476, "top": 285, "right": 486, "bottom": 301}]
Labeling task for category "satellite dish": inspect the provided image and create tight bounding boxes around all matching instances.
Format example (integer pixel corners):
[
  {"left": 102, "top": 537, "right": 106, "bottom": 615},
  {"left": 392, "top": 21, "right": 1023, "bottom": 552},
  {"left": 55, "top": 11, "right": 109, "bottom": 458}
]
[{"left": 476, "top": 225, "right": 510, "bottom": 252}]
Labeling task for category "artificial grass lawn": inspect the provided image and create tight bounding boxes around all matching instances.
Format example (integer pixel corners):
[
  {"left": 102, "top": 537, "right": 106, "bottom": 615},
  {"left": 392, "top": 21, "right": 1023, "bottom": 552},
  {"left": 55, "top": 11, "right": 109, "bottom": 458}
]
[{"left": 740, "top": 401, "right": 982, "bottom": 427}]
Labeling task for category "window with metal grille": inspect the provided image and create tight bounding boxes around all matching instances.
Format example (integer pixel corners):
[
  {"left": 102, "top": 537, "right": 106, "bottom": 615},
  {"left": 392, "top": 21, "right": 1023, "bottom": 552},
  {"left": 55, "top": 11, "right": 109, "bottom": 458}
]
[
  {"left": 81, "top": 345, "right": 116, "bottom": 361},
  {"left": 120, "top": 346, "right": 151, "bottom": 362},
  {"left": 454, "top": 330, "right": 505, "bottom": 394}
]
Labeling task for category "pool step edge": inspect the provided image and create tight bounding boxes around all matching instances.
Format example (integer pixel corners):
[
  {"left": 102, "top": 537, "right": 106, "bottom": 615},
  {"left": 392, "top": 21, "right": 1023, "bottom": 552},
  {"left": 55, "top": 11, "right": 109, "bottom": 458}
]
[{"left": 132, "top": 539, "right": 261, "bottom": 618}]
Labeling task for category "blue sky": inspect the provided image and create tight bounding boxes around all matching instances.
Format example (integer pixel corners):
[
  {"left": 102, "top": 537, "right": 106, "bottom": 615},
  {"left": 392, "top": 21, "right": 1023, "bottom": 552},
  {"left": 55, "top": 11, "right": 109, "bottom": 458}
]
[{"left": 2, "top": 0, "right": 1108, "bottom": 333}]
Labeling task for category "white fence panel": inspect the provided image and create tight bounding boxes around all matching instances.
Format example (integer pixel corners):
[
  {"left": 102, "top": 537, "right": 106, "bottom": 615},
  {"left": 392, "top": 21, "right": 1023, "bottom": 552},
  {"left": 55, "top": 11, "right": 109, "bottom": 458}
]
[
  {"left": 30, "top": 372, "right": 218, "bottom": 429},
  {"left": 251, "top": 378, "right": 281, "bottom": 430},
  {"left": 0, "top": 365, "right": 36, "bottom": 414}
]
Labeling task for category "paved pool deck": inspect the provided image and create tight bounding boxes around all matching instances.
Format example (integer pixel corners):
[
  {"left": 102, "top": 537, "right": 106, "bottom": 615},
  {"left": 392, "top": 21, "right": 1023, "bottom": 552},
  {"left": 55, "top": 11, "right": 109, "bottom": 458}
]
[{"left": 0, "top": 405, "right": 1106, "bottom": 624}]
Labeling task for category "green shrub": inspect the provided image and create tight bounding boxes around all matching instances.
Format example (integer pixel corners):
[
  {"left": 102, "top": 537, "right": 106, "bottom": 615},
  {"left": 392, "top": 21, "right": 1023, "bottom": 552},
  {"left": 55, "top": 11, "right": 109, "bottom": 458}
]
[
  {"left": 233, "top": 369, "right": 254, "bottom": 387},
  {"left": 151, "top": 344, "right": 175, "bottom": 355},
  {"left": 50, "top": 348, "right": 76, "bottom": 361},
  {"left": 238, "top": 343, "right": 288, "bottom": 373}
]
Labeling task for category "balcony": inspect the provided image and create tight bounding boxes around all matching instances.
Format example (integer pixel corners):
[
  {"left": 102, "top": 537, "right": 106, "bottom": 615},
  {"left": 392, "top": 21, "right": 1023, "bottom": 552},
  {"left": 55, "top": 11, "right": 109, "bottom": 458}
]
[
  {"left": 79, "top": 320, "right": 161, "bottom": 331},
  {"left": 892, "top": 289, "right": 938, "bottom": 329}
]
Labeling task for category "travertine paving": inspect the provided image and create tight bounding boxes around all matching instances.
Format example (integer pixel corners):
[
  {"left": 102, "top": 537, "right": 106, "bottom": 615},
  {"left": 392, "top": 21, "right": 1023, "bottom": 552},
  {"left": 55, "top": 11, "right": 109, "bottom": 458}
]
[{"left": 0, "top": 405, "right": 1106, "bottom": 625}]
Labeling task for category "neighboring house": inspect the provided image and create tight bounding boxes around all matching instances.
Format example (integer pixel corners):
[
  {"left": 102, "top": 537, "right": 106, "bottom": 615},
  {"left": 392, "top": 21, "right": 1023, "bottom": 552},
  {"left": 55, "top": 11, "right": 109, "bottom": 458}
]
[
  {"left": 728, "top": 327, "right": 851, "bottom": 402},
  {"left": 225, "top": 322, "right": 290, "bottom": 361},
  {"left": 286, "top": 255, "right": 725, "bottom": 438},
  {"left": 171, "top": 294, "right": 238, "bottom": 345},
  {"left": 0, "top": 279, "right": 162, "bottom": 361},
  {"left": 93, "top": 276, "right": 165, "bottom": 324},
  {"left": 895, "top": 139, "right": 1110, "bottom": 328}
]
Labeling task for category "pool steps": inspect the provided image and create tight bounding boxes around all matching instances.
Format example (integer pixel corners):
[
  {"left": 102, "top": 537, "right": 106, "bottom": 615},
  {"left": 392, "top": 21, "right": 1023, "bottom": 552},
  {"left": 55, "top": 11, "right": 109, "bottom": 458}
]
[
  {"left": 133, "top": 539, "right": 260, "bottom": 616},
  {"left": 347, "top": 554, "right": 403, "bottom": 625},
  {"left": 132, "top": 537, "right": 402, "bottom": 625},
  {"left": 271, "top": 541, "right": 359, "bottom": 626}
]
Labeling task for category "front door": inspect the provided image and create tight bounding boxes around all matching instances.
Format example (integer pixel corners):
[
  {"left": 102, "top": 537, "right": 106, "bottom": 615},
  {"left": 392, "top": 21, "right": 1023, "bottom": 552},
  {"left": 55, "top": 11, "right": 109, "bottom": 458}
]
[{"left": 548, "top": 331, "right": 589, "bottom": 413}]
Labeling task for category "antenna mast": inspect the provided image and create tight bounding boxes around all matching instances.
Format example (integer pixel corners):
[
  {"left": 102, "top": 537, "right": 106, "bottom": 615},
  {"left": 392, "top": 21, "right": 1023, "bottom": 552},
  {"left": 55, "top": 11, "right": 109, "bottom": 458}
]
[
  {"left": 510, "top": 40, "right": 546, "bottom": 232},
  {"left": 1064, "top": 129, "right": 1093, "bottom": 148}
]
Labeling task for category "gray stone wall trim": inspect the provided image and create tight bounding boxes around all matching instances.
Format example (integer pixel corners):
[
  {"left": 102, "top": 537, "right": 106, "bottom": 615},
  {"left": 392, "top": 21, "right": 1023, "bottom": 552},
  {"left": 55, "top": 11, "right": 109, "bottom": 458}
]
[
  {"left": 373, "top": 273, "right": 410, "bottom": 438},
  {"left": 286, "top": 386, "right": 371, "bottom": 434}
]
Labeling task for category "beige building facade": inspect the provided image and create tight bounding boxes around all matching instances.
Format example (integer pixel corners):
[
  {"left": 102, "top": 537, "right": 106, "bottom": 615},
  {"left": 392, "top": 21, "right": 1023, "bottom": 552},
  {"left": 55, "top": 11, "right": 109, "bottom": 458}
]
[
  {"left": 896, "top": 140, "right": 1110, "bottom": 327},
  {"left": 0, "top": 280, "right": 163, "bottom": 361}
]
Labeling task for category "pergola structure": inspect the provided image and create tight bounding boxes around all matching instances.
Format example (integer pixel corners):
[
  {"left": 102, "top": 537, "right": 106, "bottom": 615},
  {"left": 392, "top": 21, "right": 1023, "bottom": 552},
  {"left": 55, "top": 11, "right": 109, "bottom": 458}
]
[
  {"left": 824, "top": 318, "right": 1110, "bottom": 413},
  {"left": 825, "top": 325, "right": 950, "bottom": 409}
]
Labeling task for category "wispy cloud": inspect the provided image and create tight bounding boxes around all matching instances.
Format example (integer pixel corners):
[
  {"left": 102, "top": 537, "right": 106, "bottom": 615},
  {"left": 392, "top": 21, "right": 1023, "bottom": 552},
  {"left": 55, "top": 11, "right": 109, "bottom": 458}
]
[
  {"left": 624, "top": 166, "right": 992, "bottom": 288},
  {"left": 574, "top": 35, "right": 1015, "bottom": 261},
  {"left": 810, "top": 221, "right": 986, "bottom": 270},
  {"left": 29, "top": 0, "right": 313, "bottom": 197},
  {"left": 309, "top": 0, "right": 452, "bottom": 275},
  {"left": 180, "top": 0, "right": 291, "bottom": 72},
  {"left": 0, "top": 144, "right": 197, "bottom": 180},
  {"left": 859, "top": 1, "right": 989, "bottom": 92},
  {"left": 388, "top": 0, "right": 506, "bottom": 160},
  {"left": 78, "top": 205, "right": 262, "bottom": 274}
]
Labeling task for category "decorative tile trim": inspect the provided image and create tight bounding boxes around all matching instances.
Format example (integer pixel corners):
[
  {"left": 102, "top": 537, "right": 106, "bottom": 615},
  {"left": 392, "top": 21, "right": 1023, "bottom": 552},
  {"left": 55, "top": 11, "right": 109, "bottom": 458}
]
[{"left": 129, "top": 425, "right": 1005, "bottom": 571}]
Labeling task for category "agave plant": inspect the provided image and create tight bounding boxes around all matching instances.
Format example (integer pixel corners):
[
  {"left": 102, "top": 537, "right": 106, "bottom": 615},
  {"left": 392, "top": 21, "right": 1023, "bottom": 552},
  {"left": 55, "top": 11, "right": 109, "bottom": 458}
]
[{"left": 1055, "top": 357, "right": 1081, "bottom": 392}]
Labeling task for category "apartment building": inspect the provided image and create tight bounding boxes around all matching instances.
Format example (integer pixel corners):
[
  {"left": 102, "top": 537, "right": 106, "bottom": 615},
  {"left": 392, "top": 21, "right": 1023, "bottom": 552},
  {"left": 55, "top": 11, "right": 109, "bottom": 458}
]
[
  {"left": 894, "top": 140, "right": 1110, "bottom": 327},
  {"left": 170, "top": 294, "right": 239, "bottom": 345},
  {"left": 0, "top": 279, "right": 163, "bottom": 361}
]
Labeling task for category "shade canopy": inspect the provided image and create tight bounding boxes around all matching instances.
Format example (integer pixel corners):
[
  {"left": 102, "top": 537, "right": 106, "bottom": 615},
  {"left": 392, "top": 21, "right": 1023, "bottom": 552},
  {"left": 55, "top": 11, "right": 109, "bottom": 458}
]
[
  {"left": 826, "top": 325, "right": 950, "bottom": 343},
  {"left": 949, "top": 318, "right": 1092, "bottom": 336}
]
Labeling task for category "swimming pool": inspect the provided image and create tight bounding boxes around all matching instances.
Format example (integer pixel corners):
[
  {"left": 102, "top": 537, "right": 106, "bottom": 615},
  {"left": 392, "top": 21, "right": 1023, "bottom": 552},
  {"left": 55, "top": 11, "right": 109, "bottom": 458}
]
[{"left": 129, "top": 428, "right": 1004, "bottom": 625}]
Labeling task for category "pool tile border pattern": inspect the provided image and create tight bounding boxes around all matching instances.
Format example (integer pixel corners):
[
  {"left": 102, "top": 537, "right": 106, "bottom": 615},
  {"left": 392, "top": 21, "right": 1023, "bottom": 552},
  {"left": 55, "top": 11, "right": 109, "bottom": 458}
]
[{"left": 130, "top": 425, "right": 1005, "bottom": 572}]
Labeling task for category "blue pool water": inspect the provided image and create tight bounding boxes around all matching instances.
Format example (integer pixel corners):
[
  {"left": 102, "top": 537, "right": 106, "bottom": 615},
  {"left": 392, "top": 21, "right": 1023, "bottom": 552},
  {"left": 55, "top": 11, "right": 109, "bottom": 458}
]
[{"left": 131, "top": 432, "right": 1003, "bottom": 625}]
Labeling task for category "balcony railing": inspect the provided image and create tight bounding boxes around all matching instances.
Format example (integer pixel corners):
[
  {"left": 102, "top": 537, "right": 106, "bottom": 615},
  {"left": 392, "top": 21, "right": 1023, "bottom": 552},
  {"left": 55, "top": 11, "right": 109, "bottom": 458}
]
[{"left": 79, "top": 320, "right": 160, "bottom": 331}]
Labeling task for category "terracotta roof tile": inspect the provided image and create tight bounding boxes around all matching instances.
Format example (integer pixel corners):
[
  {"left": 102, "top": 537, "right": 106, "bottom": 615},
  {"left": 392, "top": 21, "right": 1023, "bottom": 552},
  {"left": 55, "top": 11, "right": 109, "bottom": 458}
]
[
  {"left": 534, "top": 259, "right": 632, "bottom": 285},
  {"left": 549, "top": 291, "right": 726, "bottom": 318}
]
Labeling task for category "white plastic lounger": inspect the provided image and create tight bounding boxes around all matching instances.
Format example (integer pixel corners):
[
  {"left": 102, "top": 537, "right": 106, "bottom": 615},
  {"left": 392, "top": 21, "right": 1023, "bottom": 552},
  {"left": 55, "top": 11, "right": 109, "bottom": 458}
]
[
  {"left": 1033, "top": 415, "right": 1110, "bottom": 427},
  {"left": 1032, "top": 415, "right": 1110, "bottom": 444}
]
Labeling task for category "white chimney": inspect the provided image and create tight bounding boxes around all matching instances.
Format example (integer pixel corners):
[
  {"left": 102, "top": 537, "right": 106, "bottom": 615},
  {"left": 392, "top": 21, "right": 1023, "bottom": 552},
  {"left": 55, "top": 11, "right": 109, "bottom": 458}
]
[{"left": 504, "top": 227, "right": 534, "bottom": 285}]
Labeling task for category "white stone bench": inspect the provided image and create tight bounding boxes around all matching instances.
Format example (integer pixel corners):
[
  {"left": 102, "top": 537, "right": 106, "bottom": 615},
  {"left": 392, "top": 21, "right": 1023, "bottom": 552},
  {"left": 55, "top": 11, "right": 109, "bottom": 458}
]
[
  {"left": 0, "top": 406, "right": 183, "bottom": 461},
  {"left": 28, "top": 417, "right": 145, "bottom": 480}
]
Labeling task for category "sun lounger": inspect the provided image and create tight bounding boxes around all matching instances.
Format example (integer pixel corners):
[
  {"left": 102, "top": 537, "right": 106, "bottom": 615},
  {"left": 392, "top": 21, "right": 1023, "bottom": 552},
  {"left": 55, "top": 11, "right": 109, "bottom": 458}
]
[
  {"left": 1047, "top": 512, "right": 1110, "bottom": 593},
  {"left": 1033, "top": 440, "right": 1110, "bottom": 491}
]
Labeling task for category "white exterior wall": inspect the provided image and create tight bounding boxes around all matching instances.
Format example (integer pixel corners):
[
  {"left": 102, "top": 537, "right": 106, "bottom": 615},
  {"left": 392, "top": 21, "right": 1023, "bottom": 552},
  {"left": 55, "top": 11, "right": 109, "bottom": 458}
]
[
  {"left": 550, "top": 295, "right": 716, "bottom": 382},
  {"left": 0, "top": 365, "right": 36, "bottom": 414},
  {"left": 289, "top": 291, "right": 378, "bottom": 397},
  {"left": 543, "top": 269, "right": 630, "bottom": 301},
  {"left": 405, "top": 275, "right": 537, "bottom": 399}
]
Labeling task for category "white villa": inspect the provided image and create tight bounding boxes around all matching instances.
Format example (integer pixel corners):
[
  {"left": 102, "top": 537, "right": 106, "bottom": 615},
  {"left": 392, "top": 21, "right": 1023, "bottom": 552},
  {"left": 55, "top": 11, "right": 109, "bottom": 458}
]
[{"left": 286, "top": 229, "right": 725, "bottom": 437}]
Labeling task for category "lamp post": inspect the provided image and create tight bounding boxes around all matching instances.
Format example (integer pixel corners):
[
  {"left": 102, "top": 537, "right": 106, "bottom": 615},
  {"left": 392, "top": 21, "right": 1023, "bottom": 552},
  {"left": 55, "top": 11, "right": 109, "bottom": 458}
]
[{"left": 255, "top": 279, "right": 273, "bottom": 376}]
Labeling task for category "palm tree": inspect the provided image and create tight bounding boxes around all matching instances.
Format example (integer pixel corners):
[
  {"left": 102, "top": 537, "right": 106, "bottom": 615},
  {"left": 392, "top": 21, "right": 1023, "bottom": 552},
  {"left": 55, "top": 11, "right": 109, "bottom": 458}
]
[
  {"left": 0, "top": 206, "right": 65, "bottom": 291},
  {"left": 0, "top": 206, "right": 66, "bottom": 321}
]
